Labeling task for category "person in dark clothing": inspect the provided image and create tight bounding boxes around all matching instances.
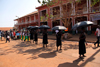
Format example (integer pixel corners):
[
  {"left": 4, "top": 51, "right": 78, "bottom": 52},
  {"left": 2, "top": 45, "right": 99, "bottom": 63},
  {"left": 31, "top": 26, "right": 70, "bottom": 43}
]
[
  {"left": 79, "top": 28, "right": 86, "bottom": 58},
  {"left": 5, "top": 31, "right": 10, "bottom": 43},
  {"left": 30, "top": 30, "right": 34, "bottom": 43},
  {"left": 34, "top": 29, "right": 38, "bottom": 44},
  {"left": 43, "top": 29, "right": 48, "bottom": 48},
  {"left": 30, "top": 30, "right": 33, "bottom": 39},
  {"left": 56, "top": 30, "right": 62, "bottom": 51}
]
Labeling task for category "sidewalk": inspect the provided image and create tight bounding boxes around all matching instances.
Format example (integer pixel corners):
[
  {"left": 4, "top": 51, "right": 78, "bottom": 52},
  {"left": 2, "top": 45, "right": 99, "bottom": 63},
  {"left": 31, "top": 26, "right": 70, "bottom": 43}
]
[{"left": 38, "top": 34, "right": 97, "bottom": 43}]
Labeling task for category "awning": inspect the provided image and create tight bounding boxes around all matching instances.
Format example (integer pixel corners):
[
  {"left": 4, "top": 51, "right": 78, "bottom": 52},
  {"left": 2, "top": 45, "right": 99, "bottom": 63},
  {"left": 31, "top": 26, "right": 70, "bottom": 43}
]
[{"left": 92, "top": 14, "right": 100, "bottom": 21}]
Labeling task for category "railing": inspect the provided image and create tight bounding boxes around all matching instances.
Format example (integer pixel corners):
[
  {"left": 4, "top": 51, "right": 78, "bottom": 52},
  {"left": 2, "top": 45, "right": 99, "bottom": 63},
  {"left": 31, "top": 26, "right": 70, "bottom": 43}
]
[
  {"left": 91, "top": 6, "right": 100, "bottom": 13},
  {"left": 14, "top": 19, "right": 38, "bottom": 26},
  {"left": 31, "top": 19, "right": 38, "bottom": 23},
  {"left": 75, "top": 7, "right": 87, "bottom": 15}
]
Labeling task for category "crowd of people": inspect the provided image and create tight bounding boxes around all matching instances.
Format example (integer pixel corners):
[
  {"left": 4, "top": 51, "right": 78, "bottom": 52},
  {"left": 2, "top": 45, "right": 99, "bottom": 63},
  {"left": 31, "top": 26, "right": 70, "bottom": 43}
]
[{"left": 0, "top": 25, "right": 100, "bottom": 58}]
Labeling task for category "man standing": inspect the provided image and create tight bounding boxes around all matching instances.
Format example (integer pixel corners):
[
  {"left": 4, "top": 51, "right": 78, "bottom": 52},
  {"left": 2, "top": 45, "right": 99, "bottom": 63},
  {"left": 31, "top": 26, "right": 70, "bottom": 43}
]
[{"left": 94, "top": 25, "right": 100, "bottom": 47}]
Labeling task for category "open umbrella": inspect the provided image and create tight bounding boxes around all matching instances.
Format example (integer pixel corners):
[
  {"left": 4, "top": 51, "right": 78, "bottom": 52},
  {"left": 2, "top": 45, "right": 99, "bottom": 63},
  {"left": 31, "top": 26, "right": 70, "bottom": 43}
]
[
  {"left": 72, "top": 21, "right": 94, "bottom": 30},
  {"left": 39, "top": 25, "right": 50, "bottom": 29},
  {"left": 31, "top": 26, "right": 39, "bottom": 29},
  {"left": 27, "top": 26, "right": 33, "bottom": 29},
  {"left": 52, "top": 26, "right": 67, "bottom": 30}
]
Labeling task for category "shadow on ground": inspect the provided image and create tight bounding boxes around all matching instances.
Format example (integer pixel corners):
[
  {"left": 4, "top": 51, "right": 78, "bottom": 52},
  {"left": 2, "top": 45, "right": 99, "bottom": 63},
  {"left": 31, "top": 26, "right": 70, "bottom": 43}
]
[
  {"left": 38, "top": 51, "right": 57, "bottom": 58},
  {"left": 58, "top": 49, "right": 100, "bottom": 67}
]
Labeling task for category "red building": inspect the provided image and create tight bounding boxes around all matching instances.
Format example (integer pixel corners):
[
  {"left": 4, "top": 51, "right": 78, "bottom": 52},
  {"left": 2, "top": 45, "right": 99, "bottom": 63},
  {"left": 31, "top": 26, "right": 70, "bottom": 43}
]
[
  {"left": 14, "top": 11, "right": 38, "bottom": 30},
  {"left": 14, "top": 0, "right": 100, "bottom": 34},
  {"left": 36, "top": 0, "right": 100, "bottom": 34}
]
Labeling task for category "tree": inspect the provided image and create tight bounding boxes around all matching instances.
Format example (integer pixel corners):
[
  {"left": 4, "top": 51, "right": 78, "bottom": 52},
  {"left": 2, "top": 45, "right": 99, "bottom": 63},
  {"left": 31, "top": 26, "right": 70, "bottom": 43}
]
[{"left": 37, "top": 0, "right": 100, "bottom": 28}]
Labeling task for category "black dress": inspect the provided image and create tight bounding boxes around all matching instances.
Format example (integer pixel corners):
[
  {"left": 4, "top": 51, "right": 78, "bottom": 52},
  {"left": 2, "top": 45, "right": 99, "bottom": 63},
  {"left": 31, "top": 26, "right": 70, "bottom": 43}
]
[
  {"left": 30, "top": 30, "right": 34, "bottom": 39},
  {"left": 43, "top": 32, "right": 48, "bottom": 44},
  {"left": 56, "top": 33, "right": 62, "bottom": 47},
  {"left": 79, "top": 33, "right": 86, "bottom": 55},
  {"left": 34, "top": 32, "right": 38, "bottom": 41}
]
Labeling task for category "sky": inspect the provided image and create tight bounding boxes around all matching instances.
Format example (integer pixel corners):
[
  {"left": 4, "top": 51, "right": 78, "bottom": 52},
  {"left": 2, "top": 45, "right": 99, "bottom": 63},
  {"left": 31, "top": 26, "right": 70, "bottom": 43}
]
[{"left": 0, "top": 0, "right": 41, "bottom": 27}]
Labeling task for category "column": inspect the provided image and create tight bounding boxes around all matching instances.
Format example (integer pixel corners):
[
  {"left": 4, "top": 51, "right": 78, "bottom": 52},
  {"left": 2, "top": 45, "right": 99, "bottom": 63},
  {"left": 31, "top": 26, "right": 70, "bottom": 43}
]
[
  {"left": 50, "top": 7, "right": 53, "bottom": 28},
  {"left": 34, "top": 15, "right": 36, "bottom": 22},
  {"left": 60, "top": 5, "right": 62, "bottom": 18},
  {"left": 87, "top": 0, "right": 89, "bottom": 13},
  {"left": 29, "top": 16, "right": 31, "bottom": 23},
  {"left": 72, "top": 3, "right": 74, "bottom": 15},
  {"left": 60, "top": 6, "right": 62, "bottom": 26},
  {"left": 73, "top": 2, "right": 75, "bottom": 15},
  {"left": 89, "top": 0, "right": 91, "bottom": 13},
  {"left": 38, "top": 11, "right": 40, "bottom": 26}
]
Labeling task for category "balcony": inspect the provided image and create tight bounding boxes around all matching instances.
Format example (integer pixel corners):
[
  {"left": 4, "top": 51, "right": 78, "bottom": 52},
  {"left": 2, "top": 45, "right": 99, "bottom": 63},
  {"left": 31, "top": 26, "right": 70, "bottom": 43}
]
[
  {"left": 75, "top": 6, "right": 87, "bottom": 15},
  {"left": 91, "top": 6, "right": 100, "bottom": 13},
  {"left": 14, "top": 20, "right": 38, "bottom": 26},
  {"left": 31, "top": 19, "right": 38, "bottom": 23}
]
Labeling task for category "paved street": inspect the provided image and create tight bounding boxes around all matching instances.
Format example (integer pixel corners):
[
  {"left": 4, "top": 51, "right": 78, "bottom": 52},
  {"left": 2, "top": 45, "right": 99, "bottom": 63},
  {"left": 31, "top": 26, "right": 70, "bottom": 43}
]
[{"left": 0, "top": 37, "right": 100, "bottom": 67}]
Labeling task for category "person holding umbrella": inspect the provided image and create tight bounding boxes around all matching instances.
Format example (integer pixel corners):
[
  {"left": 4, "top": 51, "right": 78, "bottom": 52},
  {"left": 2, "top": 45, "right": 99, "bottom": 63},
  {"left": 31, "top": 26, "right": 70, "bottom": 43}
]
[
  {"left": 79, "top": 27, "right": 86, "bottom": 58},
  {"left": 56, "top": 30, "right": 62, "bottom": 51},
  {"left": 34, "top": 29, "right": 38, "bottom": 44},
  {"left": 39, "top": 25, "right": 50, "bottom": 48},
  {"left": 52, "top": 25, "right": 67, "bottom": 51},
  {"left": 43, "top": 29, "right": 48, "bottom": 48},
  {"left": 72, "top": 21, "right": 94, "bottom": 58}
]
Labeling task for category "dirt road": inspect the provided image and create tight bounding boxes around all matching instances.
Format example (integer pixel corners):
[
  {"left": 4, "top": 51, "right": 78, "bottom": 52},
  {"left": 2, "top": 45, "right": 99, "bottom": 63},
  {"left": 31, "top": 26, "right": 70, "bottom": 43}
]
[{"left": 0, "top": 38, "right": 100, "bottom": 67}]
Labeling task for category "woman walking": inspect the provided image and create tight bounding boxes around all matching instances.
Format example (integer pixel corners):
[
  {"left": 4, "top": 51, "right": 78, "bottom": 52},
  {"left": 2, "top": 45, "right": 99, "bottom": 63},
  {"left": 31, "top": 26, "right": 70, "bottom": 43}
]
[
  {"left": 79, "top": 28, "right": 86, "bottom": 58},
  {"left": 43, "top": 29, "right": 48, "bottom": 48},
  {"left": 5, "top": 31, "right": 10, "bottom": 43},
  {"left": 56, "top": 30, "right": 62, "bottom": 51},
  {"left": 34, "top": 30, "right": 38, "bottom": 44}
]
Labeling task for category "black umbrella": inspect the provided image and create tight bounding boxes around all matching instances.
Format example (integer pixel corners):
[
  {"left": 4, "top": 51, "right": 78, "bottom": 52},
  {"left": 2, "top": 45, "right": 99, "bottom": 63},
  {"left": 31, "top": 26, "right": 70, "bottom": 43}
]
[
  {"left": 27, "top": 26, "right": 33, "bottom": 29},
  {"left": 72, "top": 21, "right": 94, "bottom": 30},
  {"left": 31, "top": 26, "right": 39, "bottom": 29},
  {"left": 39, "top": 25, "right": 50, "bottom": 29},
  {"left": 52, "top": 25, "right": 67, "bottom": 30}
]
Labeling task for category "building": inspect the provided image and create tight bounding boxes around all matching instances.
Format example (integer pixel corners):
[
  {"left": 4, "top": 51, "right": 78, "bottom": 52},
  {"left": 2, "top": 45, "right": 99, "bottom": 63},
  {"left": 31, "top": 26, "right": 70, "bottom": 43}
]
[
  {"left": 14, "top": 11, "right": 38, "bottom": 30},
  {"left": 36, "top": 0, "right": 100, "bottom": 34},
  {"left": 14, "top": 0, "right": 100, "bottom": 34}
]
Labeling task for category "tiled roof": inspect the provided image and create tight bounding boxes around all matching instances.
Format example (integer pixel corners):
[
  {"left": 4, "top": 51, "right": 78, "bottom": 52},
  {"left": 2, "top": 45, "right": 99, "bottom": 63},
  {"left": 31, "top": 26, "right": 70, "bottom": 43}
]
[{"left": 0, "top": 27, "right": 13, "bottom": 31}]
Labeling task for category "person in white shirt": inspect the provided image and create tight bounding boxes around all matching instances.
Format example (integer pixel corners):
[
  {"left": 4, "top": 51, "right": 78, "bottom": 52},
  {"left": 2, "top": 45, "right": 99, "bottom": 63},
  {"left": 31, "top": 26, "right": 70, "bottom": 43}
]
[{"left": 94, "top": 25, "right": 100, "bottom": 47}]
